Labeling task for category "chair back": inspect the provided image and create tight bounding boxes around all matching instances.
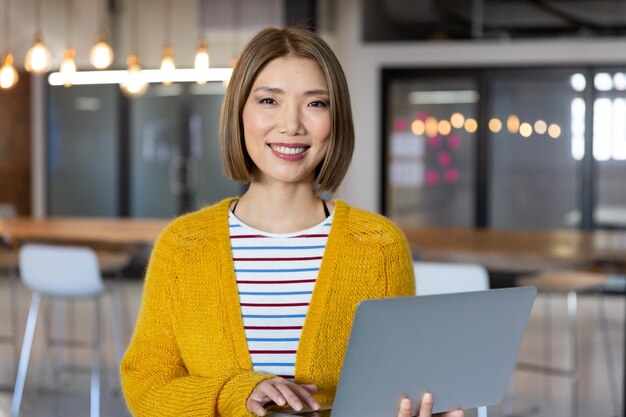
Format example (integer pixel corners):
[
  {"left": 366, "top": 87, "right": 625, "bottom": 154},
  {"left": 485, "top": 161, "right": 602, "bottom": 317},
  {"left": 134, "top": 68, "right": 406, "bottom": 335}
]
[
  {"left": 19, "top": 244, "right": 104, "bottom": 297},
  {"left": 414, "top": 261, "right": 489, "bottom": 295}
]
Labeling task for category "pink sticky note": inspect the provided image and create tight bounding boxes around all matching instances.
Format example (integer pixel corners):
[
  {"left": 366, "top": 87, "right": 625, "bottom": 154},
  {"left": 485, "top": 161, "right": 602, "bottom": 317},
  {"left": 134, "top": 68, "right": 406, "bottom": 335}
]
[
  {"left": 394, "top": 118, "right": 407, "bottom": 131},
  {"left": 425, "top": 169, "right": 439, "bottom": 186},
  {"left": 438, "top": 151, "right": 452, "bottom": 167}
]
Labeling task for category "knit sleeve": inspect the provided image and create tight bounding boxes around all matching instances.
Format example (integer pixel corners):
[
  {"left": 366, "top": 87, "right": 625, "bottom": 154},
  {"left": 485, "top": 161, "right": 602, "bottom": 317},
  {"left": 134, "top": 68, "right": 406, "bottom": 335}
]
[
  {"left": 120, "top": 226, "right": 274, "bottom": 417},
  {"left": 382, "top": 223, "right": 416, "bottom": 298}
]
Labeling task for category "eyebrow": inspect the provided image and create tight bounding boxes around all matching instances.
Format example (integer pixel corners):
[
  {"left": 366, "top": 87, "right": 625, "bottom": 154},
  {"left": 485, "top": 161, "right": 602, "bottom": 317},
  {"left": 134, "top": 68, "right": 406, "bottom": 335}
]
[{"left": 253, "top": 86, "right": 329, "bottom": 96}]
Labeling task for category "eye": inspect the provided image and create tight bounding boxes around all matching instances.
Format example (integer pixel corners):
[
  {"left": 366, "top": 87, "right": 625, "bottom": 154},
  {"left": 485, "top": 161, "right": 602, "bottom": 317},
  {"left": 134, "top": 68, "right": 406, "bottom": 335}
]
[
  {"left": 308, "top": 100, "right": 328, "bottom": 108},
  {"left": 258, "top": 98, "right": 276, "bottom": 105}
]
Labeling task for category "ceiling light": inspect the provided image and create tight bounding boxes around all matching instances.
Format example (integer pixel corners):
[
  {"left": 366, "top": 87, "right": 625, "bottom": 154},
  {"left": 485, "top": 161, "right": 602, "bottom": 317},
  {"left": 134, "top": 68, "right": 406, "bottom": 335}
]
[
  {"left": 59, "top": 48, "right": 77, "bottom": 87},
  {"left": 25, "top": 33, "right": 51, "bottom": 73},
  {"left": 89, "top": 33, "right": 114, "bottom": 69},
  {"left": 408, "top": 90, "right": 479, "bottom": 105},
  {"left": 0, "top": 53, "right": 19, "bottom": 89},
  {"left": 120, "top": 54, "right": 148, "bottom": 96},
  {"left": 48, "top": 68, "right": 234, "bottom": 86},
  {"left": 160, "top": 46, "right": 176, "bottom": 85},
  {"left": 194, "top": 37, "right": 210, "bottom": 85}
]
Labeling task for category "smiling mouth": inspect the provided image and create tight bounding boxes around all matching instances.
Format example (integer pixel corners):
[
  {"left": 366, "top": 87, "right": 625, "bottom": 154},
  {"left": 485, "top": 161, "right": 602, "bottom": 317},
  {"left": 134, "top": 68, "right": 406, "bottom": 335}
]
[{"left": 268, "top": 144, "right": 310, "bottom": 155}]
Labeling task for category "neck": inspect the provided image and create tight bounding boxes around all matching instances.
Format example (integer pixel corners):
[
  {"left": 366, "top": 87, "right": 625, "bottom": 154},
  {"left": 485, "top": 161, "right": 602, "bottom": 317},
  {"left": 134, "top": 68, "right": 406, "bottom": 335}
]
[{"left": 234, "top": 181, "right": 327, "bottom": 233}]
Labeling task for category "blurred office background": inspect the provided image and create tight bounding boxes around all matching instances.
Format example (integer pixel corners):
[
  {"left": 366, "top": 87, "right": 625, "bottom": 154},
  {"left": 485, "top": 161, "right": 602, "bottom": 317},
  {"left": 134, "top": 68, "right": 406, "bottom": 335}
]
[{"left": 2, "top": 0, "right": 626, "bottom": 416}]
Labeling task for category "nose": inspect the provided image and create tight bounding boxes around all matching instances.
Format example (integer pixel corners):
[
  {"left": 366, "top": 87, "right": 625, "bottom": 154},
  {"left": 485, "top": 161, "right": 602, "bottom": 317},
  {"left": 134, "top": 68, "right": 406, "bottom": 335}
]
[{"left": 278, "top": 103, "right": 305, "bottom": 136}]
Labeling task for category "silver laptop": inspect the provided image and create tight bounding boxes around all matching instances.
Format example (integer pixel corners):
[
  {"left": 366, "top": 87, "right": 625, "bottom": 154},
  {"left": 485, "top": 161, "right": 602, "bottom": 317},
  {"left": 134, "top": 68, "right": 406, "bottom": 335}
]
[{"left": 268, "top": 286, "right": 536, "bottom": 417}]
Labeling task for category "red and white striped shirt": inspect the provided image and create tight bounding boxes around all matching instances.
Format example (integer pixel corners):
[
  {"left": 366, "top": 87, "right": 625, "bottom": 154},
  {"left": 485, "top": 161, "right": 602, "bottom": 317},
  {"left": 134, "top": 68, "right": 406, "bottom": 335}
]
[{"left": 229, "top": 211, "right": 333, "bottom": 380}]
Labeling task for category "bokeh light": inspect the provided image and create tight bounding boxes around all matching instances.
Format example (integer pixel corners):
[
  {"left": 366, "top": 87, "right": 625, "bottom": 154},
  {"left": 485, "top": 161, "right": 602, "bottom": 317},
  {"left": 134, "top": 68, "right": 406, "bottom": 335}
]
[
  {"left": 411, "top": 119, "right": 425, "bottom": 136},
  {"left": 425, "top": 117, "right": 439, "bottom": 138},
  {"left": 570, "top": 73, "right": 586, "bottom": 92},
  {"left": 507, "top": 115, "right": 520, "bottom": 134},
  {"left": 438, "top": 120, "right": 452, "bottom": 136},
  {"left": 548, "top": 124, "right": 561, "bottom": 138},
  {"left": 464, "top": 118, "right": 478, "bottom": 133},
  {"left": 450, "top": 112, "right": 465, "bottom": 129},
  {"left": 519, "top": 123, "right": 533, "bottom": 138},
  {"left": 488, "top": 118, "right": 502, "bottom": 133},
  {"left": 534, "top": 120, "right": 547, "bottom": 135}
]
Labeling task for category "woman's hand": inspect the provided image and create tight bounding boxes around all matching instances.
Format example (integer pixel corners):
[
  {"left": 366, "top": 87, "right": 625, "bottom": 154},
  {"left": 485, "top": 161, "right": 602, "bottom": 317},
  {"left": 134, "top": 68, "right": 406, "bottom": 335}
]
[
  {"left": 247, "top": 377, "right": 320, "bottom": 416},
  {"left": 398, "top": 393, "right": 464, "bottom": 417}
]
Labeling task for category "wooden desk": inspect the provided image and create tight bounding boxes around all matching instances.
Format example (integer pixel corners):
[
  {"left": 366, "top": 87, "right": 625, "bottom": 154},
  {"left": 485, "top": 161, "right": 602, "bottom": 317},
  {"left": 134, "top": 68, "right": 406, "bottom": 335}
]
[
  {"left": 0, "top": 217, "right": 170, "bottom": 249},
  {"left": 403, "top": 227, "right": 626, "bottom": 274}
]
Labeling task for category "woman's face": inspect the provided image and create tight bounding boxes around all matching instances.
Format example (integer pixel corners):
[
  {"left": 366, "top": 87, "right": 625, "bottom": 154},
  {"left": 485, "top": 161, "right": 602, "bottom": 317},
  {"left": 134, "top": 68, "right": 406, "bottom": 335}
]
[{"left": 242, "top": 56, "right": 331, "bottom": 187}]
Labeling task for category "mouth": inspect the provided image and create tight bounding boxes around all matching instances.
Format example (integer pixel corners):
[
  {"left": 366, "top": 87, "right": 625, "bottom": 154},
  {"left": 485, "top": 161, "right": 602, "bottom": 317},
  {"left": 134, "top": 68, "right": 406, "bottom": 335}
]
[{"left": 267, "top": 143, "right": 310, "bottom": 156}]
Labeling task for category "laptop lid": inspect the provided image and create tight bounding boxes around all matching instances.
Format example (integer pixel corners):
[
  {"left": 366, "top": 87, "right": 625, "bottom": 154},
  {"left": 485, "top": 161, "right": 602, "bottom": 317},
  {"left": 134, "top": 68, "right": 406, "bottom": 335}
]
[
  {"left": 268, "top": 287, "right": 536, "bottom": 417},
  {"left": 329, "top": 286, "right": 536, "bottom": 417}
]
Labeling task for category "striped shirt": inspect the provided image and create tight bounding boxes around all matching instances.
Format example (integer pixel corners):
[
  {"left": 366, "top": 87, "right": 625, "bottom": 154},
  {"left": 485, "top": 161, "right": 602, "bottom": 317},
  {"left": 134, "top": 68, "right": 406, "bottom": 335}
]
[{"left": 230, "top": 211, "right": 333, "bottom": 380}]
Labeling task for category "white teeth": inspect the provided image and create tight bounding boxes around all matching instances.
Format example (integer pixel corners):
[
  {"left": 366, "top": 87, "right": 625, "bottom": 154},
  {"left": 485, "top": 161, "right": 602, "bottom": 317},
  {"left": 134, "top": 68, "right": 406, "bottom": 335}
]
[{"left": 271, "top": 145, "right": 307, "bottom": 155}]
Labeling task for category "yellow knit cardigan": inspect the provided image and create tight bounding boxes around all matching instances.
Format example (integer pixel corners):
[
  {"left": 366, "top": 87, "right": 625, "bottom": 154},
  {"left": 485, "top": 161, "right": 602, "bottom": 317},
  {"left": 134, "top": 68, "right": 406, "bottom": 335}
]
[{"left": 121, "top": 198, "right": 415, "bottom": 416}]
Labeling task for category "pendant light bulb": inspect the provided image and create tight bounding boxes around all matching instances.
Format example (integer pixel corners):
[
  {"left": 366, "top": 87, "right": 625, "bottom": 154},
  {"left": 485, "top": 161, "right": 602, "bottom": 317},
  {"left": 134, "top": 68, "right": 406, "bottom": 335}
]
[
  {"left": 89, "top": 33, "right": 114, "bottom": 69},
  {"left": 59, "top": 48, "right": 77, "bottom": 87},
  {"left": 24, "top": 33, "right": 51, "bottom": 73},
  {"left": 0, "top": 53, "right": 19, "bottom": 89},
  {"left": 160, "top": 46, "right": 176, "bottom": 85},
  {"left": 194, "top": 38, "right": 210, "bottom": 85},
  {"left": 120, "top": 54, "right": 148, "bottom": 96}
]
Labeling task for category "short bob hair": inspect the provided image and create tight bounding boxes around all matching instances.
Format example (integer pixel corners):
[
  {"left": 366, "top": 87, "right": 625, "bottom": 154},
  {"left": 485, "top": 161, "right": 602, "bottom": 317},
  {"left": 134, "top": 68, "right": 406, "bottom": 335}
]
[{"left": 220, "top": 26, "right": 354, "bottom": 193}]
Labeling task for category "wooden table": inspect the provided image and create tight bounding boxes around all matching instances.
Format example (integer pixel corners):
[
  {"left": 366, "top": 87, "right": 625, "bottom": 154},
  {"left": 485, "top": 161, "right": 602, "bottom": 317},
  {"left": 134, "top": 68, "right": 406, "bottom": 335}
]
[
  {"left": 403, "top": 227, "right": 626, "bottom": 274},
  {"left": 0, "top": 217, "right": 170, "bottom": 249}
]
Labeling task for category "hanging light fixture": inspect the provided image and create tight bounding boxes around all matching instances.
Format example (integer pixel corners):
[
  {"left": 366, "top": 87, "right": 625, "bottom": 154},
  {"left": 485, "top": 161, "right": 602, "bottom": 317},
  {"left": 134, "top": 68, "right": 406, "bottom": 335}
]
[
  {"left": 0, "top": 0, "right": 18, "bottom": 89},
  {"left": 0, "top": 53, "right": 18, "bottom": 89},
  {"left": 59, "top": 49, "right": 76, "bottom": 87},
  {"left": 120, "top": 54, "right": 147, "bottom": 96},
  {"left": 59, "top": 0, "right": 76, "bottom": 87},
  {"left": 24, "top": 0, "right": 51, "bottom": 73},
  {"left": 159, "top": 0, "right": 175, "bottom": 85},
  {"left": 89, "top": 0, "right": 113, "bottom": 69},
  {"left": 120, "top": 0, "right": 147, "bottom": 96},
  {"left": 194, "top": 37, "right": 209, "bottom": 85}
]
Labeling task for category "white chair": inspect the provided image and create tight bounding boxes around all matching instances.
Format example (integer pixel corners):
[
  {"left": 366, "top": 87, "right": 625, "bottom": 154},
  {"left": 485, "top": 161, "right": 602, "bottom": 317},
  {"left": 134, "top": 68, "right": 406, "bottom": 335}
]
[
  {"left": 414, "top": 261, "right": 490, "bottom": 417},
  {"left": 11, "top": 244, "right": 124, "bottom": 417}
]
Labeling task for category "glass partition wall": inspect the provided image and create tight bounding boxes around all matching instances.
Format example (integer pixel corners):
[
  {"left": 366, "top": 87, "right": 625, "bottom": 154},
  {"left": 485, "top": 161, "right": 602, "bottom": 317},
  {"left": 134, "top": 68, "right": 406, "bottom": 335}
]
[
  {"left": 383, "top": 67, "right": 626, "bottom": 230},
  {"left": 47, "top": 82, "right": 243, "bottom": 218},
  {"left": 385, "top": 76, "right": 477, "bottom": 227}
]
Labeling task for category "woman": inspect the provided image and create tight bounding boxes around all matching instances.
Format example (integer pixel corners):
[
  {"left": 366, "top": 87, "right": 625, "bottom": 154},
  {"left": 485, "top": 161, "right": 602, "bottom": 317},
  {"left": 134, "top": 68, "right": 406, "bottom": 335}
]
[{"left": 121, "top": 26, "right": 463, "bottom": 417}]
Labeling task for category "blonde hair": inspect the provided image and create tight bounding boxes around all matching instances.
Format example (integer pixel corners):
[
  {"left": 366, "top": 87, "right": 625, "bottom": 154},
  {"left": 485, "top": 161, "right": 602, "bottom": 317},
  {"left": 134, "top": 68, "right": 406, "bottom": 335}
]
[{"left": 220, "top": 26, "right": 354, "bottom": 193}]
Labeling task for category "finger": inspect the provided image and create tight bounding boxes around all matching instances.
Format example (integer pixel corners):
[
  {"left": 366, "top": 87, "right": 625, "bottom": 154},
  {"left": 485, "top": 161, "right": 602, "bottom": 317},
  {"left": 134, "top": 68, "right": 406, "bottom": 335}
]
[
  {"left": 290, "top": 383, "right": 320, "bottom": 410},
  {"left": 418, "top": 392, "right": 433, "bottom": 417},
  {"left": 275, "top": 383, "right": 305, "bottom": 411},
  {"left": 397, "top": 397, "right": 412, "bottom": 417},
  {"left": 259, "top": 382, "right": 287, "bottom": 406},
  {"left": 246, "top": 399, "right": 267, "bottom": 416},
  {"left": 248, "top": 387, "right": 271, "bottom": 404}
]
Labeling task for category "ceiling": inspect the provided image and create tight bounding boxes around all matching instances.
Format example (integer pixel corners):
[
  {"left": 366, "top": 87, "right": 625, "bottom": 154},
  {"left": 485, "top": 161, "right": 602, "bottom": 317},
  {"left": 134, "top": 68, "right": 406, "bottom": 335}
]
[{"left": 363, "top": 0, "right": 626, "bottom": 41}]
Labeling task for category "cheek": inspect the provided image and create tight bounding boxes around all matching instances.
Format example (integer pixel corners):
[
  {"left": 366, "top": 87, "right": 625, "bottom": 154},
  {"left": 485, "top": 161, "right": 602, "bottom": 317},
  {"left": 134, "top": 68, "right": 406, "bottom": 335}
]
[
  {"left": 316, "top": 116, "right": 332, "bottom": 143},
  {"left": 244, "top": 112, "right": 273, "bottom": 140}
]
